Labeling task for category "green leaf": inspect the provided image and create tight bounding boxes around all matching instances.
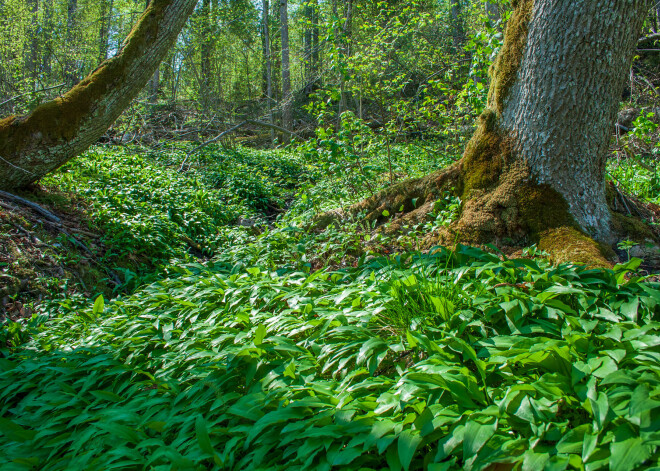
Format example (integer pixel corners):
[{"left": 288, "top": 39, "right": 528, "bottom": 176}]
[
  {"left": 610, "top": 437, "right": 651, "bottom": 471},
  {"left": 90, "top": 390, "right": 125, "bottom": 403},
  {"left": 398, "top": 429, "right": 422, "bottom": 471},
  {"left": 254, "top": 324, "right": 267, "bottom": 346},
  {"left": 463, "top": 418, "right": 496, "bottom": 457},
  {"left": 0, "top": 418, "right": 36, "bottom": 443},
  {"left": 93, "top": 295, "right": 105, "bottom": 316},
  {"left": 195, "top": 415, "right": 215, "bottom": 457}
]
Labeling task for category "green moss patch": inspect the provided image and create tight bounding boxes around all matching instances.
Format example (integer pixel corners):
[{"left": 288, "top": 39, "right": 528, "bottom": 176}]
[
  {"left": 487, "top": 0, "right": 534, "bottom": 115},
  {"left": 539, "top": 227, "right": 612, "bottom": 268},
  {"left": 458, "top": 109, "right": 506, "bottom": 199}
]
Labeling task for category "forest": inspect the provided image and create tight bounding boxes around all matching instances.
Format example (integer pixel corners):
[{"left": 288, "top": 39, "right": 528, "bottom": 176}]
[{"left": 1, "top": 0, "right": 660, "bottom": 469}]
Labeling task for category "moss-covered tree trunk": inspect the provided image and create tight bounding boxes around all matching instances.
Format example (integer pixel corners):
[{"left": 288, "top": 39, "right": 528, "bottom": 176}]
[
  {"left": 322, "top": 0, "right": 655, "bottom": 265},
  {"left": 0, "top": 0, "right": 197, "bottom": 191},
  {"left": 460, "top": 0, "right": 649, "bottom": 243},
  {"left": 500, "top": 0, "right": 645, "bottom": 239}
]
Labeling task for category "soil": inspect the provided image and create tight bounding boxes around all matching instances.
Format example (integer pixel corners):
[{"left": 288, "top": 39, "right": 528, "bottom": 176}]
[{"left": 0, "top": 185, "right": 116, "bottom": 322}]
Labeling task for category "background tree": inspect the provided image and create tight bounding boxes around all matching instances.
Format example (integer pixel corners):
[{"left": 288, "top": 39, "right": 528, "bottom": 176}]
[{"left": 280, "top": 0, "right": 292, "bottom": 129}]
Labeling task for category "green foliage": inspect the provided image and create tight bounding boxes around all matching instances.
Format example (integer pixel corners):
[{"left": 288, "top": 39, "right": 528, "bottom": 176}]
[
  {"left": 42, "top": 144, "right": 307, "bottom": 280},
  {"left": 1, "top": 243, "right": 659, "bottom": 469}
]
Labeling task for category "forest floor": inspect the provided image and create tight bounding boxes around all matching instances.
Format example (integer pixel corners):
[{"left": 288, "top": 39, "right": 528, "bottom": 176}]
[{"left": 0, "top": 142, "right": 659, "bottom": 470}]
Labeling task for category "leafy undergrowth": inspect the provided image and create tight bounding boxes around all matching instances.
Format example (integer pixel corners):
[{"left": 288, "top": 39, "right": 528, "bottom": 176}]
[
  {"left": 1, "top": 246, "right": 658, "bottom": 470},
  {"left": 44, "top": 144, "right": 309, "bottom": 267}
]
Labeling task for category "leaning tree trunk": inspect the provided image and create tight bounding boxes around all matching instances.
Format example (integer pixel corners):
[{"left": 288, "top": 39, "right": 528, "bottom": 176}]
[{"left": 0, "top": 0, "right": 197, "bottom": 190}]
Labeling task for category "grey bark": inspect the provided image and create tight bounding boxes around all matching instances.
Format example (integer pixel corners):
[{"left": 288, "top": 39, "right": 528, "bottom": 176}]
[
  {"left": 280, "top": 0, "right": 291, "bottom": 129},
  {"left": 0, "top": 0, "right": 198, "bottom": 190},
  {"left": 497, "top": 0, "right": 650, "bottom": 241}
]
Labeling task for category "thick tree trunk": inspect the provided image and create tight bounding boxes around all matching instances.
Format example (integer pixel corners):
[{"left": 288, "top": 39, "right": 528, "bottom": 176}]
[
  {"left": 0, "top": 0, "right": 197, "bottom": 190},
  {"left": 482, "top": 0, "right": 649, "bottom": 241},
  {"left": 280, "top": 0, "right": 292, "bottom": 129},
  {"left": 319, "top": 0, "right": 655, "bottom": 266}
]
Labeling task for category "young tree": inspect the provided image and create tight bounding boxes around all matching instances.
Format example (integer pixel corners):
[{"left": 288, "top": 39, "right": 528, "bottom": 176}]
[
  {"left": 98, "top": 0, "right": 114, "bottom": 63},
  {"left": 64, "top": 0, "right": 79, "bottom": 87},
  {"left": 280, "top": 0, "right": 291, "bottom": 129},
  {"left": 327, "top": 0, "right": 652, "bottom": 260},
  {"left": 261, "top": 0, "right": 275, "bottom": 142},
  {"left": 0, "top": 0, "right": 198, "bottom": 191},
  {"left": 200, "top": 0, "right": 213, "bottom": 112}
]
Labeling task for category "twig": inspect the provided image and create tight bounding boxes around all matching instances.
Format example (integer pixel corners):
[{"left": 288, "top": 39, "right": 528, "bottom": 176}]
[
  {"left": 0, "top": 82, "right": 65, "bottom": 108},
  {"left": 179, "top": 119, "right": 304, "bottom": 171},
  {"left": 638, "top": 33, "right": 660, "bottom": 45},
  {"left": 0, "top": 155, "right": 36, "bottom": 176},
  {"left": 179, "top": 121, "right": 248, "bottom": 171},
  {"left": 245, "top": 119, "right": 303, "bottom": 141},
  {"left": 0, "top": 191, "right": 61, "bottom": 223}
]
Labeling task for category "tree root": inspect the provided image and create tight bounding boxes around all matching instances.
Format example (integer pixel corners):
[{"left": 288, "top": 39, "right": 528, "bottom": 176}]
[{"left": 310, "top": 160, "right": 660, "bottom": 269}]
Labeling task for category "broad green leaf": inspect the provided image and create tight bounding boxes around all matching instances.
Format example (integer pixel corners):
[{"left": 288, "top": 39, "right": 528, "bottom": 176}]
[
  {"left": 0, "top": 418, "right": 36, "bottom": 443},
  {"left": 398, "top": 429, "right": 422, "bottom": 471},
  {"left": 610, "top": 437, "right": 652, "bottom": 471},
  {"left": 93, "top": 295, "right": 105, "bottom": 316}
]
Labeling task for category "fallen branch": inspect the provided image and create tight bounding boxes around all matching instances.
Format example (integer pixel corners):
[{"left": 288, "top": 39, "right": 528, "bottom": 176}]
[
  {"left": 0, "top": 190, "right": 62, "bottom": 224},
  {"left": 179, "top": 119, "right": 303, "bottom": 171},
  {"left": 638, "top": 32, "right": 660, "bottom": 45},
  {"left": 0, "top": 82, "right": 66, "bottom": 108}
]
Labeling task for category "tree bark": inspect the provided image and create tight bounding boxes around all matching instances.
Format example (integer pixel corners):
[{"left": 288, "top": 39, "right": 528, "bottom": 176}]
[
  {"left": 0, "top": 0, "right": 198, "bottom": 190},
  {"left": 280, "top": 0, "right": 292, "bottom": 129},
  {"left": 484, "top": 0, "right": 649, "bottom": 241}
]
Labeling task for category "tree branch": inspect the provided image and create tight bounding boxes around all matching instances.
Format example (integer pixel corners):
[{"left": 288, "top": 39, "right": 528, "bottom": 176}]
[
  {"left": 0, "top": 190, "right": 61, "bottom": 223},
  {"left": 638, "top": 32, "right": 660, "bottom": 45},
  {"left": 179, "top": 120, "right": 302, "bottom": 171}
]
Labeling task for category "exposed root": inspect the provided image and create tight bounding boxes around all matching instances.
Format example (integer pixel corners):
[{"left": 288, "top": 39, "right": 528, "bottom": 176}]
[{"left": 310, "top": 163, "right": 461, "bottom": 231}]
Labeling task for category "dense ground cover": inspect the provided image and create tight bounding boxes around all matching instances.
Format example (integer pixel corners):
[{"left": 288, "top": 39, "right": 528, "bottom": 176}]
[{"left": 1, "top": 142, "right": 659, "bottom": 470}]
